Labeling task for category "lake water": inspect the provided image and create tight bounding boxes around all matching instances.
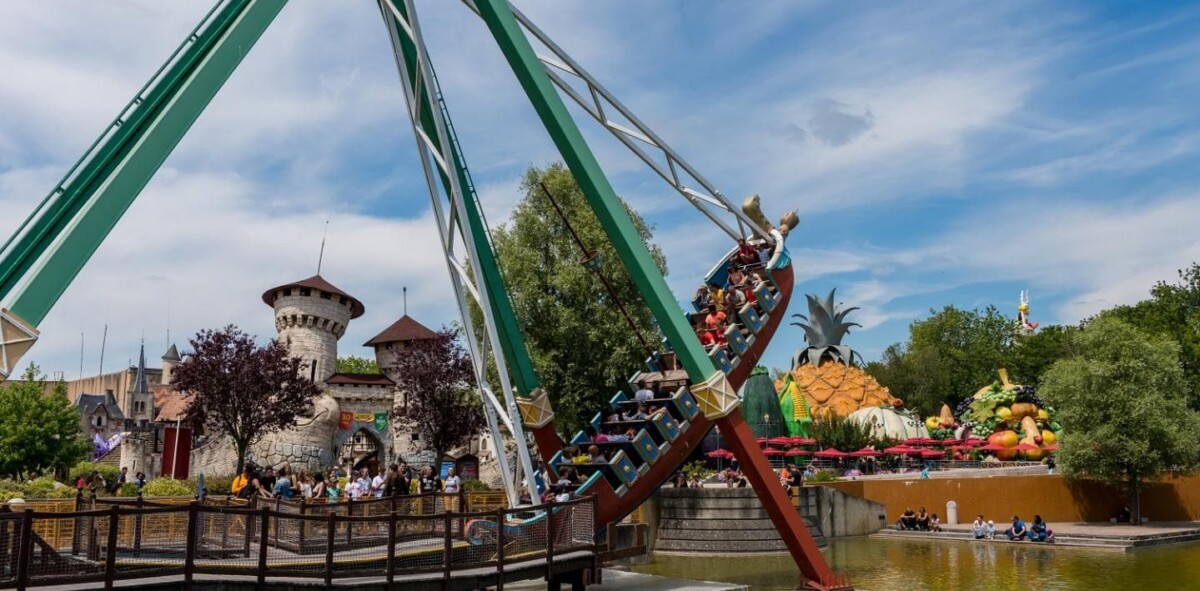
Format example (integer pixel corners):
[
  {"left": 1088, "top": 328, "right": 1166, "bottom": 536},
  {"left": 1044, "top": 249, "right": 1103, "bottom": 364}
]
[{"left": 633, "top": 537, "right": 1200, "bottom": 590}]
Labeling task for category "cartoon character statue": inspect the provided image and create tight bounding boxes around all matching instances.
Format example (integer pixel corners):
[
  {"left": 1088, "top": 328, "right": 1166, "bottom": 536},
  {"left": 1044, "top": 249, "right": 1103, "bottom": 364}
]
[{"left": 1016, "top": 290, "right": 1038, "bottom": 336}]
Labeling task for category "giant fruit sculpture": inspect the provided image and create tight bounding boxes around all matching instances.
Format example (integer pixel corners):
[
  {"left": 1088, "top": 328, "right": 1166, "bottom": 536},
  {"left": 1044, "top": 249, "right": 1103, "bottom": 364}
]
[{"left": 776, "top": 289, "right": 897, "bottom": 418}]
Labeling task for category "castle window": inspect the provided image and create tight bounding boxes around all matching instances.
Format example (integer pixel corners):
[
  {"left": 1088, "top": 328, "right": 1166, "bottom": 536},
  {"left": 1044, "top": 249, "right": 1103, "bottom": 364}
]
[
  {"left": 283, "top": 288, "right": 291, "bottom": 297},
  {"left": 339, "top": 296, "right": 348, "bottom": 305},
  {"left": 300, "top": 288, "right": 311, "bottom": 296},
  {"left": 320, "top": 291, "right": 331, "bottom": 300}
]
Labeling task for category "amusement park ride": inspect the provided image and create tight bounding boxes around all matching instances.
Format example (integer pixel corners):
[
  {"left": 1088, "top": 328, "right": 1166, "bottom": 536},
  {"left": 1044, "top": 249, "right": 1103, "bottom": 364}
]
[{"left": 0, "top": 1, "right": 850, "bottom": 588}]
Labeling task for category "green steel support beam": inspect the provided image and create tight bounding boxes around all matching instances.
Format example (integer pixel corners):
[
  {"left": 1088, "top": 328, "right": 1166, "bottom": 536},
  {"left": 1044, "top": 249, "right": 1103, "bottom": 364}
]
[
  {"left": 384, "top": 4, "right": 539, "bottom": 395},
  {"left": 473, "top": 0, "right": 716, "bottom": 383},
  {"left": 1, "top": 0, "right": 286, "bottom": 326}
]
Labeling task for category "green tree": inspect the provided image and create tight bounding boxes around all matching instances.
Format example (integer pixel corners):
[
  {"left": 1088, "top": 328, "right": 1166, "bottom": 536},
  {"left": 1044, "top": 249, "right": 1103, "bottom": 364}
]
[
  {"left": 0, "top": 365, "right": 90, "bottom": 479},
  {"left": 1007, "top": 324, "right": 1078, "bottom": 386},
  {"left": 866, "top": 305, "right": 1014, "bottom": 415},
  {"left": 1040, "top": 316, "right": 1200, "bottom": 524},
  {"left": 1105, "top": 263, "right": 1200, "bottom": 409},
  {"left": 336, "top": 356, "right": 380, "bottom": 374},
  {"left": 172, "top": 325, "right": 322, "bottom": 474},
  {"left": 478, "top": 163, "right": 666, "bottom": 434}
]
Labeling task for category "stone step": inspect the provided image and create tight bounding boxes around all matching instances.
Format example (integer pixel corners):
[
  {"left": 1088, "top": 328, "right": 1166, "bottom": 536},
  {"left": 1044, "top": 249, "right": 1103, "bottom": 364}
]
[
  {"left": 661, "top": 497, "right": 787, "bottom": 510},
  {"left": 661, "top": 507, "right": 777, "bottom": 520},
  {"left": 659, "top": 528, "right": 790, "bottom": 542},
  {"left": 655, "top": 538, "right": 790, "bottom": 553},
  {"left": 660, "top": 488, "right": 766, "bottom": 498},
  {"left": 659, "top": 518, "right": 778, "bottom": 531}
]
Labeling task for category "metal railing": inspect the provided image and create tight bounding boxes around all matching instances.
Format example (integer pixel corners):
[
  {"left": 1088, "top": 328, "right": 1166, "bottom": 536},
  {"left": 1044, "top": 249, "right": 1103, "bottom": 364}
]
[{"left": 0, "top": 493, "right": 596, "bottom": 590}]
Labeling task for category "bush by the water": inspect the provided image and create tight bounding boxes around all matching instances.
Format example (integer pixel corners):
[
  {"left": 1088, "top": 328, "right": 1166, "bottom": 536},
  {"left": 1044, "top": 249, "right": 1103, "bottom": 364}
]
[{"left": 806, "top": 469, "right": 839, "bottom": 483}]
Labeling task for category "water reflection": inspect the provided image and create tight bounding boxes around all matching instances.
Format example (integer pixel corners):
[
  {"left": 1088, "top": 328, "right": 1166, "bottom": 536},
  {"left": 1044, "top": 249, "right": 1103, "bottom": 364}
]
[{"left": 633, "top": 537, "right": 1200, "bottom": 590}]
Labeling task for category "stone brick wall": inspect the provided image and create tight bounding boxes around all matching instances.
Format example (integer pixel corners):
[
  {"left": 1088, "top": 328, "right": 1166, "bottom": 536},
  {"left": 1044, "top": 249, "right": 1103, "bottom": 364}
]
[{"left": 272, "top": 292, "right": 354, "bottom": 383}]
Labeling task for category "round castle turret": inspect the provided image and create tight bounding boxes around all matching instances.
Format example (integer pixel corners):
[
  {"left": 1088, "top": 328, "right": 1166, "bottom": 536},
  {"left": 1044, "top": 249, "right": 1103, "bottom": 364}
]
[{"left": 262, "top": 275, "right": 364, "bottom": 383}]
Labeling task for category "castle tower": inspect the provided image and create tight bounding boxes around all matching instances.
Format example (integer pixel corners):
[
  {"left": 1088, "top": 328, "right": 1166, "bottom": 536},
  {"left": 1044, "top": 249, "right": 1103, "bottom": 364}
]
[
  {"left": 161, "top": 343, "right": 181, "bottom": 385},
  {"left": 364, "top": 314, "right": 439, "bottom": 386},
  {"left": 262, "top": 275, "right": 364, "bottom": 383}
]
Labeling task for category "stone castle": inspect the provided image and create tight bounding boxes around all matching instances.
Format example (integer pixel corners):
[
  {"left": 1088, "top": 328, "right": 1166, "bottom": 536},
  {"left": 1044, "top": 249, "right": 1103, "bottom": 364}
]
[{"left": 111, "top": 273, "right": 499, "bottom": 481}]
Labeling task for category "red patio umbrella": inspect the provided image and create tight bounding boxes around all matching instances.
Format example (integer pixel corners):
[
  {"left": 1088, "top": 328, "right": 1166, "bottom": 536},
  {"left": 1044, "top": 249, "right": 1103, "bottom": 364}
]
[
  {"left": 949, "top": 445, "right": 972, "bottom": 451},
  {"left": 1043, "top": 444, "right": 1059, "bottom": 452},
  {"left": 814, "top": 449, "right": 850, "bottom": 459},
  {"left": 884, "top": 445, "right": 918, "bottom": 455},
  {"left": 920, "top": 450, "right": 946, "bottom": 459},
  {"left": 706, "top": 449, "right": 733, "bottom": 459},
  {"left": 850, "top": 447, "right": 882, "bottom": 458},
  {"left": 785, "top": 449, "right": 813, "bottom": 457},
  {"left": 965, "top": 438, "right": 987, "bottom": 447},
  {"left": 790, "top": 437, "right": 817, "bottom": 446},
  {"left": 762, "top": 447, "right": 786, "bottom": 456},
  {"left": 1014, "top": 442, "right": 1040, "bottom": 452},
  {"left": 902, "top": 438, "right": 924, "bottom": 446},
  {"left": 755, "top": 437, "right": 769, "bottom": 444},
  {"left": 768, "top": 436, "right": 793, "bottom": 446},
  {"left": 978, "top": 444, "right": 1009, "bottom": 452},
  {"left": 939, "top": 439, "right": 962, "bottom": 446}
]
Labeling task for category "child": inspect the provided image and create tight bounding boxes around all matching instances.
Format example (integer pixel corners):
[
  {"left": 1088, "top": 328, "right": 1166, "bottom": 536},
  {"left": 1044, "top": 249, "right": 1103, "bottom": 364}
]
[
  {"left": 985, "top": 520, "right": 996, "bottom": 539},
  {"left": 930, "top": 513, "right": 943, "bottom": 532}
]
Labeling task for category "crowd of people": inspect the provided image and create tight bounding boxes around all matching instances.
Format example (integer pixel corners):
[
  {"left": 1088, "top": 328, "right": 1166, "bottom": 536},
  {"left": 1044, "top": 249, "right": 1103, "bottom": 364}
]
[
  {"left": 76, "top": 466, "right": 148, "bottom": 495},
  {"left": 896, "top": 507, "right": 942, "bottom": 531},
  {"left": 229, "top": 461, "right": 460, "bottom": 502},
  {"left": 691, "top": 238, "right": 774, "bottom": 352}
]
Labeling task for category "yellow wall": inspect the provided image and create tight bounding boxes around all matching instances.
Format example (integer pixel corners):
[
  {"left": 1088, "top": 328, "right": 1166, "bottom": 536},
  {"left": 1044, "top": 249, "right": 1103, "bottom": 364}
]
[{"left": 824, "top": 474, "right": 1200, "bottom": 523}]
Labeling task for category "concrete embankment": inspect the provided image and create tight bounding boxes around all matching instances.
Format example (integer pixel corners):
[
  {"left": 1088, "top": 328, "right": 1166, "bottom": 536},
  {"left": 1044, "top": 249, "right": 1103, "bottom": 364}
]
[{"left": 645, "top": 486, "right": 887, "bottom": 554}]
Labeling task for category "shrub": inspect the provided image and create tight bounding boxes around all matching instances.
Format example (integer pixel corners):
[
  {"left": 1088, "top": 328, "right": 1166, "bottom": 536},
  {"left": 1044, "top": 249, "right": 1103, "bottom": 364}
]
[
  {"left": 681, "top": 461, "right": 713, "bottom": 483},
  {"left": 0, "top": 477, "right": 77, "bottom": 500},
  {"left": 116, "top": 483, "right": 140, "bottom": 497},
  {"left": 811, "top": 414, "right": 876, "bottom": 452},
  {"left": 192, "top": 475, "right": 235, "bottom": 496},
  {"left": 461, "top": 479, "right": 490, "bottom": 492},
  {"left": 806, "top": 469, "right": 839, "bottom": 483},
  {"left": 68, "top": 462, "right": 121, "bottom": 487},
  {"left": 141, "top": 478, "right": 196, "bottom": 498}
]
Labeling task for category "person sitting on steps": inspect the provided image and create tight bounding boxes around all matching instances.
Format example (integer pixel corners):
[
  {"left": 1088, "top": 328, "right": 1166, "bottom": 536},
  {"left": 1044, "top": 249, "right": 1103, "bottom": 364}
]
[
  {"left": 915, "top": 506, "right": 931, "bottom": 530},
  {"left": 1006, "top": 515, "right": 1027, "bottom": 541}
]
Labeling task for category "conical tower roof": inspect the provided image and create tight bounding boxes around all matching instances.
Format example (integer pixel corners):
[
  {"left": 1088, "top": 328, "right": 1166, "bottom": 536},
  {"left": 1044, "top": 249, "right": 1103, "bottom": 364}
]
[
  {"left": 261, "top": 274, "right": 365, "bottom": 318},
  {"left": 364, "top": 315, "right": 439, "bottom": 347},
  {"left": 133, "top": 342, "right": 150, "bottom": 394},
  {"left": 162, "top": 343, "right": 181, "bottom": 362}
]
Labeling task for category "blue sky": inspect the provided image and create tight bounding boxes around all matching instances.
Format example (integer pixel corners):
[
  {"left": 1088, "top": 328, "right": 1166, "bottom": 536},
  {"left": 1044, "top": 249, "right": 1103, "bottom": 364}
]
[{"left": 2, "top": 1, "right": 1199, "bottom": 381}]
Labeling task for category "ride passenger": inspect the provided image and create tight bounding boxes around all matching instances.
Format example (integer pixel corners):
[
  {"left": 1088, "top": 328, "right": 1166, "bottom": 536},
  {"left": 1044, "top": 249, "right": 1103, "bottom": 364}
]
[{"left": 634, "top": 380, "right": 655, "bottom": 402}]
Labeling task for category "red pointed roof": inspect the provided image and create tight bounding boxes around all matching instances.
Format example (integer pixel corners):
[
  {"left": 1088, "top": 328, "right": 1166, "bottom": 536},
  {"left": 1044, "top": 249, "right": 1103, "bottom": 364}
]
[
  {"left": 262, "top": 274, "right": 364, "bottom": 318},
  {"left": 364, "top": 315, "right": 439, "bottom": 347}
]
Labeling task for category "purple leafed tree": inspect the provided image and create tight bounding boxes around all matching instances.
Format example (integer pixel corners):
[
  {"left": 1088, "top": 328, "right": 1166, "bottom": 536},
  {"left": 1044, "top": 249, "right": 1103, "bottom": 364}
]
[
  {"left": 172, "top": 325, "right": 321, "bottom": 474},
  {"left": 388, "top": 328, "right": 484, "bottom": 465}
]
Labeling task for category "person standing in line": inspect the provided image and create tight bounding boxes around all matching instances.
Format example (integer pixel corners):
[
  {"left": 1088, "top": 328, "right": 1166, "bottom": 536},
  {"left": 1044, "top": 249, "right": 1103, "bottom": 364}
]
[
  {"left": 444, "top": 467, "right": 461, "bottom": 494},
  {"left": 371, "top": 467, "right": 387, "bottom": 498}
]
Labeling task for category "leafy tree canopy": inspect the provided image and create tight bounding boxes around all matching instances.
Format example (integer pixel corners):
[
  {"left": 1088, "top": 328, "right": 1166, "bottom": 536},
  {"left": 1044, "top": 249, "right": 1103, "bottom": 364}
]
[
  {"left": 478, "top": 163, "right": 666, "bottom": 433},
  {"left": 0, "top": 365, "right": 90, "bottom": 480},
  {"left": 1039, "top": 316, "right": 1200, "bottom": 523},
  {"left": 336, "top": 356, "right": 380, "bottom": 374},
  {"left": 1104, "top": 263, "right": 1200, "bottom": 409},
  {"left": 386, "top": 328, "right": 484, "bottom": 462},
  {"left": 172, "top": 325, "right": 321, "bottom": 473}
]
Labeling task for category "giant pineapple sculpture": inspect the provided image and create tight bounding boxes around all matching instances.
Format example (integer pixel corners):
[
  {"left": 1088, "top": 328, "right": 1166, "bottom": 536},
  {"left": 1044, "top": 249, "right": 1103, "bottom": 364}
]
[{"left": 776, "top": 289, "right": 897, "bottom": 418}]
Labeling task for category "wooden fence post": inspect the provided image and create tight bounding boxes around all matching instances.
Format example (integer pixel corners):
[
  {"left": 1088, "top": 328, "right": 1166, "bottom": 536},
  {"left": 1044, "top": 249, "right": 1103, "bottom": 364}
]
[
  {"left": 496, "top": 507, "right": 505, "bottom": 591},
  {"left": 257, "top": 507, "right": 269, "bottom": 585},
  {"left": 16, "top": 509, "right": 33, "bottom": 591},
  {"left": 243, "top": 496, "right": 255, "bottom": 558},
  {"left": 297, "top": 498, "right": 307, "bottom": 552},
  {"left": 345, "top": 499, "right": 353, "bottom": 546},
  {"left": 184, "top": 502, "right": 198, "bottom": 588},
  {"left": 132, "top": 493, "right": 143, "bottom": 557},
  {"left": 324, "top": 511, "right": 336, "bottom": 587},
  {"left": 545, "top": 499, "right": 555, "bottom": 580},
  {"left": 104, "top": 505, "right": 119, "bottom": 591},
  {"left": 443, "top": 510, "right": 452, "bottom": 587},
  {"left": 386, "top": 511, "right": 397, "bottom": 586},
  {"left": 71, "top": 489, "right": 83, "bottom": 556}
]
